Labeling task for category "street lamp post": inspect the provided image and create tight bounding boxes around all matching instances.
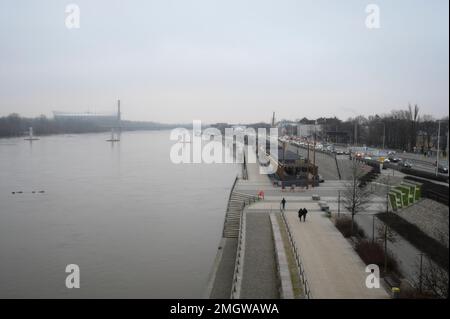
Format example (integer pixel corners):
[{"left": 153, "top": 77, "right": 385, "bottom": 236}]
[
  {"left": 338, "top": 190, "right": 341, "bottom": 218},
  {"left": 383, "top": 182, "right": 391, "bottom": 273},
  {"left": 436, "top": 120, "right": 441, "bottom": 176},
  {"left": 313, "top": 122, "right": 317, "bottom": 189},
  {"left": 419, "top": 253, "right": 424, "bottom": 293},
  {"left": 372, "top": 215, "right": 376, "bottom": 244},
  {"left": 306, "top": 138, "right": 310, "bottom": 190}
]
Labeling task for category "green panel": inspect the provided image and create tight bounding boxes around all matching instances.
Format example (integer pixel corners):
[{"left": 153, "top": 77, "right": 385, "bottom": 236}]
[
  {"left": 396, "top": 186, "right": 410, "bottom": 207},
  {"left": 415, "top": 186, "right": 421, "bottom": 201},
  {"left": 392, "top": 190, "right": 403, "bottom": 209},
  {"left": 401, "top": 183, "right": 417, "bottom": 204},
  {"left": 389, "top": 193, "right": 398, "bottom": 211}
]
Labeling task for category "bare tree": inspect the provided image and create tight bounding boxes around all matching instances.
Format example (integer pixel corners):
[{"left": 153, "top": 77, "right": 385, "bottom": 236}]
[
  {"left": 412, "top": 218, "right": 449, "bottom": 298},
  {"left": 342, "top": 160, "right": 374, "bottom": 236},
  {"left": 406, "top": 104, "right": 420, "bottom": 149},
  {"left": 413, "top": 255, "right": 449, "bottom": 298}
]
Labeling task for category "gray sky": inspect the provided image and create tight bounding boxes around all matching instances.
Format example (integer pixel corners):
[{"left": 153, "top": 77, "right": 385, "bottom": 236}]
[{"left": 0, "top": 0, "right": 448, "bottom": 123}]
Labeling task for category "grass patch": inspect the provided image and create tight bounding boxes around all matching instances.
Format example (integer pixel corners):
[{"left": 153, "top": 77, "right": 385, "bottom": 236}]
[
  {"left": 377, "top": 212, "right": 449, "bottom": 271},
  {"left": 276, "top": 214, "right": 304, "bottom": 298}
]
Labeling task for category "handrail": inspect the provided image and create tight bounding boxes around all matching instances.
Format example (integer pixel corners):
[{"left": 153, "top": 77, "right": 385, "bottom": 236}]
[
  {"left": 280, "top": 212, "right": 313, "bottom": 299},
  {"left": 242, "top": 150, "right": 249, "bottom": 180},
  {"left": 230, "top": 203, "right": 246, "bottom": 299},
  {"left": 225, "top": 175, "right": 239, "bottom": 212},
  {"left": 230, "top": 196, "right": 260, "bottom": 299}
]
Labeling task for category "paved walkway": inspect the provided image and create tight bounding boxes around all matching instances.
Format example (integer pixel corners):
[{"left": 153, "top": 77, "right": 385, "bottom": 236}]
[
  {"left": 245, "top": 147, "right": 272, "bottom": 184},
  {"left": 208, "top": 238, "right": 238, "bottom": 298},
  {"left": 242, "top": 149, "right": 388, "bottom": 298},
  {"left": 208, "top": 147, "right": 273, "bottom": 298},
  {"left": 284, "top": 206, "right": 389, "bottom": 299},
  {"left": 240, "top": 212, "right": 279, "bottom": 299},
  {"left": 209, "top": 145, "right": 393, "bottom": 299}
]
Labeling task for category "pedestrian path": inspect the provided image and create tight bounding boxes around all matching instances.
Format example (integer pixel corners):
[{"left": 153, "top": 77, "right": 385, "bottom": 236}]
[
  {"left": 284, "top": 209, "right": 389, "bottom": 298},
  {"left": 208, "top": 238, "right": 238, "bottom": 298},
  {"left": 240, "top": 211, "right": 279, "bottom": 299}
]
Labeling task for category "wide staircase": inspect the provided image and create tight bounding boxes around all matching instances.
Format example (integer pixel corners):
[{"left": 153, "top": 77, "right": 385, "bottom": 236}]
[{"left": 222, "top": 187, "right": 259, "bottom": 238}]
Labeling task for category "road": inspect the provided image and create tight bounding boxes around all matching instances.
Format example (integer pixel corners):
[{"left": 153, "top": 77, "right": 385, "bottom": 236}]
[{"left": 287, "top": 143, "right": 340, "bottom": 180}]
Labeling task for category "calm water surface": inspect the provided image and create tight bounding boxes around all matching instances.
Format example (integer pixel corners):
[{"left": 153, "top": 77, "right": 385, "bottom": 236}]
[{"left": 0, "top": 131, "right": 239, "bottom": 298}]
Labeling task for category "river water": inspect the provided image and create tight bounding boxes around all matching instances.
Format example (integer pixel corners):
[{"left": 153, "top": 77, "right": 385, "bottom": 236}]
[{"left": 0, "top": 131, "right": 239, "bottom": 298}]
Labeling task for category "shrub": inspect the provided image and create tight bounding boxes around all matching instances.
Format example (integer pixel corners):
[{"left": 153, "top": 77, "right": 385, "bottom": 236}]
[
  {"left": 335, "top": 216, "right": 365, "bottom": 238},
  {"left": 355, "top": 240, "right": 399, "bottom": 274}
]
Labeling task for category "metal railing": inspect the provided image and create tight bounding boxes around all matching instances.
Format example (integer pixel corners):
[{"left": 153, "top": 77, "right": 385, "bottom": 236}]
[
  {"left": 280, "top": 212, "right": 313, "bottom": 299},
  {"left": 242, "top": 151, "right": 249, "bottom": 180},
  {"left": 225, "top": 175, "right": 239, "bottom": 213},
  {"left": 230, "top": 196, "right": 260, "bottom": 299},
  {"left": 230, "top": 203, "right": 246, "bottom": 299}
]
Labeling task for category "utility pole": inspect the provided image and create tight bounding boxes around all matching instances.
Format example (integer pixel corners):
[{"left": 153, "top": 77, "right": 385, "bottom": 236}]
[
  {"left": 447, "top": 126, "right": 449, "bottom": 161},
  {"left": 447, "top": 126, "right": 449, "bottom": 178},
  {"left": 372, "top": 215, "right": 375, "bottom": 244},
  {"left": 312, "top": 122, "right": 317, "bottom": 188},
  {"left": 382, "top": 122, "right": 386, "bottom": 150},
  {"left": 117, "top": 99, "right": 122, "bottom": 138},
  {"left": 338, "top": 190, "right": 341, "bottom": 218},
  {"left": 436, "top": 120, "right": 441, "bottom": 176},
  {"left": 384, "top": 223, "right": 388, "bottom": 273},
  {"left": 383, "top": 183, "right": 390, "bottom": 273},
  {"left": 419, "top": 253, "right": 424, "bottom": 294},
  {"left": 306, "top": 139, "right": 310, "bottom": 190}
]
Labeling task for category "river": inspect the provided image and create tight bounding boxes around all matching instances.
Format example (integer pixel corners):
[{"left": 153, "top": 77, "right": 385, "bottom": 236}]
[{"left": 0, "top": 130, "right": 239, "bottom": 298}]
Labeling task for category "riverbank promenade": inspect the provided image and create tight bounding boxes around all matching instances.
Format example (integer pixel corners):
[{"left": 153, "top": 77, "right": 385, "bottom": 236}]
[
  {"left": 240, "top": 147, "right": 389, "bottom": 298},
  {"left": 284, "top": 207, "right": 389, "bottom": 298},
  {"left": 208, "top": 146, "right": 390, "bottom": 299}
]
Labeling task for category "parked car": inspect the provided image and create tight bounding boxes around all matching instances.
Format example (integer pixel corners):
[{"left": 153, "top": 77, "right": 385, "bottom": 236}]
[
  {"left": 398, "top": 160, "right": 413, "bottom": 168},
  {"left": 388, "top": 156, "right": 401, "bottom": 163},
  {"left": 438, "top": 162, "right": 448, "bottom": 174}
]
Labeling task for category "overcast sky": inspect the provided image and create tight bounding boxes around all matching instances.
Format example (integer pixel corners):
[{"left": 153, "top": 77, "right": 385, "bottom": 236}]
[{"left": 0, "top": 0, "right": 448, "bottom": 123}]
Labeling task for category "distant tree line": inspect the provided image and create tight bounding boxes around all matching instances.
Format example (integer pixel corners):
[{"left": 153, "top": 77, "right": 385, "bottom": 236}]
[
  {"left": 2, "top": 105, "right": 449, "bottom": 153},
  {"left": 0, "top": 113, "right": 189, "bottom": 138},
  {"left": 311, "top": 105, "right": 449, "bottom": 152}
]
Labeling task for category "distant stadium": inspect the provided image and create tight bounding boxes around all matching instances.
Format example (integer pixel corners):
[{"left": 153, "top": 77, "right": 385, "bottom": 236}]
[{"left": 52, "top": 101, "right": 121, "bottom": 127}]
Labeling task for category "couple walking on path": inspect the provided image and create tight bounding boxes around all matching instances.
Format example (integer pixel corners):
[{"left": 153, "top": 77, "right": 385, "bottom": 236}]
[
  {"left": 280, "top": 198, "right": 308, "bottom": 222},
  {"left": 298, "top": 208, "right": 308, "bottom": 222}
]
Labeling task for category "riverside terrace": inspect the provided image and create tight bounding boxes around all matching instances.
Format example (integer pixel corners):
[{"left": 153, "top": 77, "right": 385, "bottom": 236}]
[{"left": 260, "top": 146, "right": 319, "bottom": 187}]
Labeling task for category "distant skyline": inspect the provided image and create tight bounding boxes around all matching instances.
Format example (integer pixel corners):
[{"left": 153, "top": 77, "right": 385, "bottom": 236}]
[{"left": 0, "top": 0, "right": 448, "bottom": 123}]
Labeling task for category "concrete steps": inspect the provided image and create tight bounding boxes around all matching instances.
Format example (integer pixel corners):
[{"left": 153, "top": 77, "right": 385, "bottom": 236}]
[{"left": 222, "top": 181, "right": 259, "bottom": 238}]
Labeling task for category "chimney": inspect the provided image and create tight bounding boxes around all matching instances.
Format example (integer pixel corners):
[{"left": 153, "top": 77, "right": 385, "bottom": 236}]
[{"left": 117, "top": 99, "right": 121, "bottom": 122}]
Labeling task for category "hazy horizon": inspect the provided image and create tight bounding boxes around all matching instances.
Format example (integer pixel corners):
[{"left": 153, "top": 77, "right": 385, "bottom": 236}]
[{"left": 1, "top": 0, "right": 448, "bottom": 123}]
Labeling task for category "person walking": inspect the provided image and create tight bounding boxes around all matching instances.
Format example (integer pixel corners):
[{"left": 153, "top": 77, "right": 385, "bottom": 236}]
[
  {"left": 303, "top": 208, "right": 308, "bottom": 222},
  {"left": 281, "top": 198, "right": 286, "bottom": 212},
  {"left": 298, "top": 208, "right": 303, "bottom": 222}
]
